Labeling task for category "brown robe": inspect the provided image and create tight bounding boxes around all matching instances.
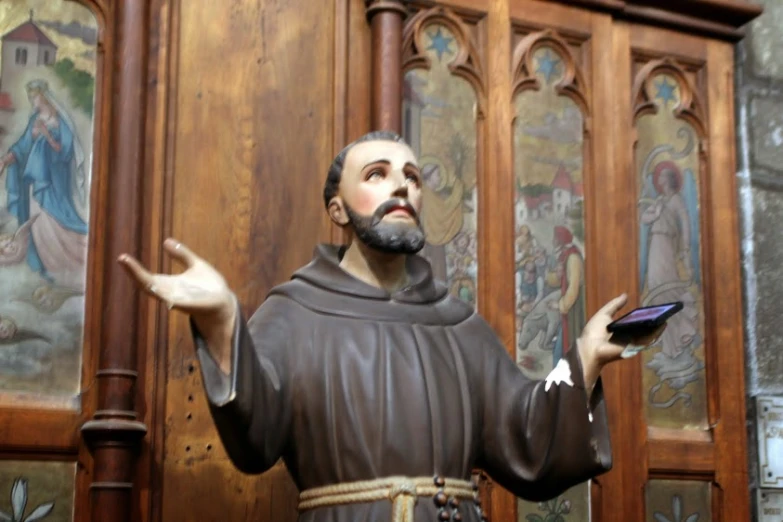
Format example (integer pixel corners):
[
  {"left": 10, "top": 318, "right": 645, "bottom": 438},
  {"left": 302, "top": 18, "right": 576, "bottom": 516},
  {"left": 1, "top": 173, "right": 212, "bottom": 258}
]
[{"left": 192, "top": 244, "right": 612, "bottom": 522}]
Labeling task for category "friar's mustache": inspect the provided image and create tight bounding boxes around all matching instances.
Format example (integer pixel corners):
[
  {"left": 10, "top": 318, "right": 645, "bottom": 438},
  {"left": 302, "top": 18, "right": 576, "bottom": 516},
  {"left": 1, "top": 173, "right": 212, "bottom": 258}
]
[{"left": 370, "top": 198, "right": 419, "bottom": 226}]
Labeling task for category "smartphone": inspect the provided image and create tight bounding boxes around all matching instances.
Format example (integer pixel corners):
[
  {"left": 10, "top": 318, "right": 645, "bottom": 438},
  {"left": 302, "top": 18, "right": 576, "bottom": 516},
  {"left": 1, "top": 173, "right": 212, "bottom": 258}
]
[{"left": 607, "top": 301, "right": 683, "bottom": 335}]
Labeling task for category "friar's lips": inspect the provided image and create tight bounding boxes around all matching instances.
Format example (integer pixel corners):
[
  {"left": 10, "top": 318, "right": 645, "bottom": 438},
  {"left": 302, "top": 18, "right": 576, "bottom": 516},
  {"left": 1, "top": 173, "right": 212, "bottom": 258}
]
[
  {"left": 371, "top": 198, "right": 419, "bottom": 226},
  {"left": 386, "top": 205, "right": 414, "bottom": 217}
]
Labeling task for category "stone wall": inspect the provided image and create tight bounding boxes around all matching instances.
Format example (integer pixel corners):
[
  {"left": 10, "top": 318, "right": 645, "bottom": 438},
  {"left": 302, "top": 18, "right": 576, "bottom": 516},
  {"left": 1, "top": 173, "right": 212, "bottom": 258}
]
[{"left": 735, "top": 1, "right": 783, "bottom": 519}]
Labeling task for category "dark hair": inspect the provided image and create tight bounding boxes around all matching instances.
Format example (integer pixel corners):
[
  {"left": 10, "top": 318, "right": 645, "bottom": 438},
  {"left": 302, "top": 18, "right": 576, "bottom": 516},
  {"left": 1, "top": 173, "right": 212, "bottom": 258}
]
[{"left": 323, "top": 130, "right": 409, "bottom": 208}]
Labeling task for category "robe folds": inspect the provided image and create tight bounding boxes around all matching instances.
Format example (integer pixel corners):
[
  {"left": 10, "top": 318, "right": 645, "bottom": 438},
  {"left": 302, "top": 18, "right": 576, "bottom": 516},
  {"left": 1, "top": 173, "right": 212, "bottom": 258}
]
[{"left": 192, "top": 244, "right": 612, "bottom": 522}]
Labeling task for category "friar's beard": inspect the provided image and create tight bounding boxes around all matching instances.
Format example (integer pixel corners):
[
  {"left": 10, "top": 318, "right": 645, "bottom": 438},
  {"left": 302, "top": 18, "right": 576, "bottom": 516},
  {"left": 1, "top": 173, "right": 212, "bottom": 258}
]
[{"left": 344, "top": 199, "right": 426, "bottom": 255}]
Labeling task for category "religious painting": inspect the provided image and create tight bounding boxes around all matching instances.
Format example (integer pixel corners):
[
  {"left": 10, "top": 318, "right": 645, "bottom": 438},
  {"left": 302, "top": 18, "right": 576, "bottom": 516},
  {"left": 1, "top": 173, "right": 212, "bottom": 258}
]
[
  {"left": 402, "top": 14, "right": 481, "bottom": 306},
  {"left": 0, "top": 0, "right": 96, "bottom": 401},
  {"left": 634, "top": 65, "right": 708, "bottom": 430},
  {"left": 511, "top": 32, "right": 590, "bottom": 522},
  {"left": 0, "top": 460, "right": 76, "bottom": 522},
  {"left": 645, "top": 480, "right": 711, "bottom": 522}
]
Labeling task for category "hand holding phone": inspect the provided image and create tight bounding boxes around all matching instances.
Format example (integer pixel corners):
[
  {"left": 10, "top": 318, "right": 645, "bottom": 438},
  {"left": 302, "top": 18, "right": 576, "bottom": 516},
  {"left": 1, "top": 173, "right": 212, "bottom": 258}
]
[{"left": 606, "top": 302, "right": 682, "bottom": 357}]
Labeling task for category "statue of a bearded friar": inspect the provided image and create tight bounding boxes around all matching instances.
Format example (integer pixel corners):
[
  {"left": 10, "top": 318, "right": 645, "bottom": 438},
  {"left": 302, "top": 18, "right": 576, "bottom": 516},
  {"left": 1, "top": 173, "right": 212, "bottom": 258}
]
[{"left": 120, "top": 131, "right": 661, "bottom": 522}]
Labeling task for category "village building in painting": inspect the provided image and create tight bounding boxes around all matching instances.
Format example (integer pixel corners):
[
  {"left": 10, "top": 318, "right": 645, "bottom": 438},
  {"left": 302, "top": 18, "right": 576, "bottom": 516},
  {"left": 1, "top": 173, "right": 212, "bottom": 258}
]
[{"left": 0, "top": 12, "right": 58, "bottom": 144}]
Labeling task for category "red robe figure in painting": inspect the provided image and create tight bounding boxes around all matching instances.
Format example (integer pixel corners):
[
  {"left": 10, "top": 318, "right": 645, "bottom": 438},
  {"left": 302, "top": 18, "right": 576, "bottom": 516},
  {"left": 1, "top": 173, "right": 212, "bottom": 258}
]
[
  {"left": 553, "top": 225, "right": 585, "bottom": 362},
  {"left": 119, "top": 131, "right": 660, "bottom": 522}
]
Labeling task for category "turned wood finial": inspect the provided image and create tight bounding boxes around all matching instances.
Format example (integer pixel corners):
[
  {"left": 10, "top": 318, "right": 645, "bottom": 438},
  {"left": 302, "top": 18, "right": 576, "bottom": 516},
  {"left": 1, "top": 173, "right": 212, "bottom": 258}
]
[{"left": 365, "top": 0, "right": 407, "bottom": 20}]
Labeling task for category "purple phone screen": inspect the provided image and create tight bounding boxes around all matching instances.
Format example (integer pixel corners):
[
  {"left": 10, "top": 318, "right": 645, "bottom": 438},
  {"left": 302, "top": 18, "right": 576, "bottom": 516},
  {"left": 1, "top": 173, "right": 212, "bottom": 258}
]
[{"left": 613, "top": 304, "right": 677, "bottom": 325}]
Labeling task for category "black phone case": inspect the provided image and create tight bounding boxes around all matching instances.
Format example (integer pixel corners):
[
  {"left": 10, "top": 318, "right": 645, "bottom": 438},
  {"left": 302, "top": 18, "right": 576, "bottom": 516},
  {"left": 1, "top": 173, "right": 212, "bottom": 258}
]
[{"left": 606, "top": 301, "right": 684, "bottom": 334}]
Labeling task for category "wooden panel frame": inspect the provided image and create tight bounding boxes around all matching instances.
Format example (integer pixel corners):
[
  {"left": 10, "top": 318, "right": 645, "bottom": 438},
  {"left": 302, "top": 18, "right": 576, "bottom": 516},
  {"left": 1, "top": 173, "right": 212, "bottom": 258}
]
[
  {"left": 0, "top": 0, "right": 109, "bottom": 451},
  {"left": 507, "top": 5, "right": 618, "bottom": 522},
  {"left": 628, "top": 30, "right": 711, "bottom": 463},
  {"left": 401, "top": 2, "right": 490, "bottom": 307},
  {"left": 610, "top": 20, "right": 751, "bottom": 522},
  {"left": 0, "top": 1, "right": 151, "bottom": 522},
  {"left": 137, "top": 1, "right": 368, "bottom": 522},
  {"left": 511, "top": 23, "right": 598, "bottom": 522}
]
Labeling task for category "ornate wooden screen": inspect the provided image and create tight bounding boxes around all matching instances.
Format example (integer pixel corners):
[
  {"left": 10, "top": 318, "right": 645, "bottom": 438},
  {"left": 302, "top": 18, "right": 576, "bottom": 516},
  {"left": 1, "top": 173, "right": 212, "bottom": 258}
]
[{"left": 0, "top": 1, "right": 758, "bottom": 522}]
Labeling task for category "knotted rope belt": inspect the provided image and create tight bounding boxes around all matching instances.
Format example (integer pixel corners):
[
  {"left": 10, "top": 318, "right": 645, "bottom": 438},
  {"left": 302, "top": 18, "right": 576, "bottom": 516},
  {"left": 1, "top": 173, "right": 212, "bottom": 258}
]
[{"left": 298, "top": 476, "right": 480, "bottom": 522}]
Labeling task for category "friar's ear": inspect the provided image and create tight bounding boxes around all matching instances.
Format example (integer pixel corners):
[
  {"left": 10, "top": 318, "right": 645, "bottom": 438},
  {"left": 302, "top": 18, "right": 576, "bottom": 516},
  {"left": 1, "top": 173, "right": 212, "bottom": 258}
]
[{"left": 328, "top": 197, "right": 350, "bottom": 226}]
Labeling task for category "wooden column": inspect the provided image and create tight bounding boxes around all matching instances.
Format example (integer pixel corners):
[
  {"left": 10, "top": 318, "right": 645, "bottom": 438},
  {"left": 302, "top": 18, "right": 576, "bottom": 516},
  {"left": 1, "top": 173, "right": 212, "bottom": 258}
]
[
  {"left": 80, "top": 1, "right": 149, "bottom": 521},
  {"left": 365, "top": 0, "right": 407, "bottom": 132}
]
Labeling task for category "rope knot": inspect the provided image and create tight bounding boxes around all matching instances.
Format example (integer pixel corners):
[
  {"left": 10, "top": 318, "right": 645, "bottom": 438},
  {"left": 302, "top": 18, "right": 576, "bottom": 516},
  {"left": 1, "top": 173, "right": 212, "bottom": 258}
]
[{"left": 389, "top": 479, "right": 417, "bottom": 501}]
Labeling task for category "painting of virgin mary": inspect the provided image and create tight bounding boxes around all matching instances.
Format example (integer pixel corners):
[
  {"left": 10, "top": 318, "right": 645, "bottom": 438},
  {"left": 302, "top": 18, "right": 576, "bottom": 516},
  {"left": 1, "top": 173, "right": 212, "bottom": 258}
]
[{"left": 0, "top": 79, "right": 88, "bottom": 291}]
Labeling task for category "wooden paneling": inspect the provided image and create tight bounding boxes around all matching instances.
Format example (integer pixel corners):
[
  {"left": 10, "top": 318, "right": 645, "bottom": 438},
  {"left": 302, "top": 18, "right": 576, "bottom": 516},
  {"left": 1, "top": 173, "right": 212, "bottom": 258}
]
[
  {"left": 610, "top": 20, "right": 641, "bottom": 522},
  {"left": 484, "top": 0, "right": 514, "bottom": 517},
  {"left": 137, "top": 0, "right": 749, "bottom": 520},
  {"left": 139, "top": 0, "right": 364, "bottom": 521},
  {"left": 609, "top": 19, "right": 749, "bottom": 522},
  {"left": 0, "top": 0, "right": 144, "bottom": 521},
  {"left": 0, "top": 1, "right": 755, "bottom": 522},
  {"left": 588, "top": 10, "right": 623, "bottom": 522}
]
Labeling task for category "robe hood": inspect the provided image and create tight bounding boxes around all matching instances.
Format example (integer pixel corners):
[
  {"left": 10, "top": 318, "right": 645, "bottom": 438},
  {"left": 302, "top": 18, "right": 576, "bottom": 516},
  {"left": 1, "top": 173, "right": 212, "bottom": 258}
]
[
  {"left": 291, "top": 244, "right": 450, "bottom": 304},
  {"left": 269, "top": 244, "right": 473, "bottom": 325}
]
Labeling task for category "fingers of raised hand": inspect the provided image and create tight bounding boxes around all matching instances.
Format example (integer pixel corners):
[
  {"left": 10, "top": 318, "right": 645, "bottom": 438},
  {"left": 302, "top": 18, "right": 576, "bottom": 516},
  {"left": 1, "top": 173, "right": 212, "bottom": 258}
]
[
  {"left": 118, "top": 255, "right": 178, "bottom": 307},
  {"left": 163, "top": 238, "right": 201, "bottom": 268},
  {"left": 598, "top": 293, "right": 629, "bottom": 318},
  {"left": 118, "top": 254, "right": 155, "bottom": 289}
]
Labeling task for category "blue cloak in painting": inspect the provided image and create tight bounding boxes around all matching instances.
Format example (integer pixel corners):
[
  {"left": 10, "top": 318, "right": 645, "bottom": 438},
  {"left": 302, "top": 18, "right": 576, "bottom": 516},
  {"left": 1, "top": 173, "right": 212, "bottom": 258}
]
[{"left": 6, "top": 111, "right": 87, "bottom": 278}]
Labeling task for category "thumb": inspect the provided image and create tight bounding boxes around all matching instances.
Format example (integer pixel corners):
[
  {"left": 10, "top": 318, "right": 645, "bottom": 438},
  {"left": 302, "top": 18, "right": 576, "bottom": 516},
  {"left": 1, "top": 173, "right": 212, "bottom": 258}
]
[{"left": 598, "top": 293, "right": 628, "bottom": 317}]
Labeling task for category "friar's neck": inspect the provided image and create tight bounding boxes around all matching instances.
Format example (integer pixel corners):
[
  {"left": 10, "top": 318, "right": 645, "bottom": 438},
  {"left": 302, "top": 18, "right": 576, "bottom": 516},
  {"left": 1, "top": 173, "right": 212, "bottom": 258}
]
[{"left": 339, "top": 241, "right": 409, "bottom": 294}]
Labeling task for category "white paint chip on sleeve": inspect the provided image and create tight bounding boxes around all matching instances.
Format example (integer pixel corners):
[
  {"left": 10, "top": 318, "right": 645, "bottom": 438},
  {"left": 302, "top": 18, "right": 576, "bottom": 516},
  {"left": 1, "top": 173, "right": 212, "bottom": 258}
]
[{"left": 544, "top": 358, "right": 574, "bottom": 392}]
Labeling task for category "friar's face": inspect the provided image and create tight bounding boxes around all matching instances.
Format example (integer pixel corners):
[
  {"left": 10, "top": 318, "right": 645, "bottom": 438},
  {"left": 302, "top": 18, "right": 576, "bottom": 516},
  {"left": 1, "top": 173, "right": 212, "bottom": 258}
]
[{"left": 328, "top": 140, "right": 426, "bottom": 254}]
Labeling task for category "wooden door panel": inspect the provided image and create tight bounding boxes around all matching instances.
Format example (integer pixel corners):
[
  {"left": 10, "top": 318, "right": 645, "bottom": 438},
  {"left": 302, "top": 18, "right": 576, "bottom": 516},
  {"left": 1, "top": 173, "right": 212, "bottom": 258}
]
[
  {"left": 613, "top": 21, "right": 749, "bottom": 522},
  {"left": 152, "top": 0, "right": 349, "bottom": 521},
  {"left": 401, "top": 4, "right": 487, "bottom": 313},
  {"left": 0, "top": 0, "right": 112, "bottom": 521},
  {"left": 631, "top": 55, "right": 711, "bottom": 432},
  {"left": 511, "top": 22, "right": 595, "bottom": 522},
  {"left": 505, "top": 5, "right": 624, "bottom": 522}
]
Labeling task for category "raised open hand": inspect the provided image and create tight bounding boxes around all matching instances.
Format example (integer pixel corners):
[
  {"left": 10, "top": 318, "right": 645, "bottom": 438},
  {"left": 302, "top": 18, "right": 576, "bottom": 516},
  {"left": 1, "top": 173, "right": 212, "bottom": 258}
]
[{"left": 118, "top": 238, "right": 234, "bottom": 319}]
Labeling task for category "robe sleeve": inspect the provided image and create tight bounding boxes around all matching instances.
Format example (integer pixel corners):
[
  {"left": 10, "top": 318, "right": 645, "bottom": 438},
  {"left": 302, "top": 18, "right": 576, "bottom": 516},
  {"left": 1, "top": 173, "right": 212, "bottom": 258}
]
[
  {"left": 190, "top": 293, "right": 294, "bottom": 475},
  {"left": 474, "top": 318, "right": 612, "bottom": 501}
]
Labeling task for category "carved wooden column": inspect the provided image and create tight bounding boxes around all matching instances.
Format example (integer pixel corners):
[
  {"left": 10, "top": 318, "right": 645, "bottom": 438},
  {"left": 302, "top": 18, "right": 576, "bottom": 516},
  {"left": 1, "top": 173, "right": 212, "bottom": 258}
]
[
  {"left": 80, "top": 1, "right": 149, "bottom": 521},
  {"left": 366, "top": 0, "right": 407, "bottom": 132}
]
